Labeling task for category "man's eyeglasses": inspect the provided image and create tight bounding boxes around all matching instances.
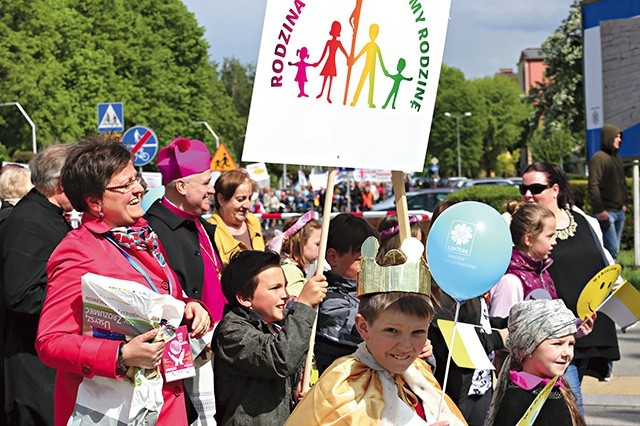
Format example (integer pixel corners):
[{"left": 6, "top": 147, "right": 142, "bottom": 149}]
[
  {"left": 105, "top": 177, "right": 138, "bottom": 194},
  {"left": 519, "top": 183, "right": 552, "bottom": 196}
]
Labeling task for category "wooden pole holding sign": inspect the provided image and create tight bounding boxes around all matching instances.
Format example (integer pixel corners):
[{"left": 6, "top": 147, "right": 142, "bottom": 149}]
[
  {"left": 301, "top": 167, "right": 337, "bottom": 392},
  {"left": 391, "top": 171, "right": 411, "bottom": 242}
]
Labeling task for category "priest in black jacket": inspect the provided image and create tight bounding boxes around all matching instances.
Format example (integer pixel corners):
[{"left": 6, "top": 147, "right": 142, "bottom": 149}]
[{"left": 144, "top": 137, "right": 225, "bottom": 320}]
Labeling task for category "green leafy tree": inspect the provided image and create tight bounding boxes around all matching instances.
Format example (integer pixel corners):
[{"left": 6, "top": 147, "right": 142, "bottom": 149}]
[
  {"left": 471, "top": 74, "right": 531, "bottom": 176},
  {"left": 216, "top": 57, "right": 257, "bottom": 162},
  {"left": 529, "top": 126, "right": 577, "bottom": 165},
  {"left": 527, "top": 1, "right": 584, "bottom": 162},
  {"left": 428, "top": 64, "right": 485, "bottom": 178},
  {"left": 219, "top": 58, "right": 255, "bottom": 119},
  {"left": 0, "top": 0, "right": 243, "bottom": 167}
]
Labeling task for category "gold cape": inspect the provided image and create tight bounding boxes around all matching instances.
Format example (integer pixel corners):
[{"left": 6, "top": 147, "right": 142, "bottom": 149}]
[{"left": 286, "top": 354, "right": 467, "bottom": 425}]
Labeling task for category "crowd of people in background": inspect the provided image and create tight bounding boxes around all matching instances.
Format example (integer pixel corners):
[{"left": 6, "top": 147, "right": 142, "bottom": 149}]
[
  {"left": 254, "top": 180, "right": 393, "bottom": 222},
  {"left": 0, "top": 123, "right": 627, "bottom": 425}
]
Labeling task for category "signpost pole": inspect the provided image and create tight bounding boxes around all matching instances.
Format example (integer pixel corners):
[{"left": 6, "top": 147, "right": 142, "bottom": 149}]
[
  {"left": 302, "top": 167, "right": 337, "bottom": 392},
  {"left": 392, "top": 171, "right": 410, "bottom": 242},
  {"left": 0, "top": 102, "right": 36, "bottom": 153}
]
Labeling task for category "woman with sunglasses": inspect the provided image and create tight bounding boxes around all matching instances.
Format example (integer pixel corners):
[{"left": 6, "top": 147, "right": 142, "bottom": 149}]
[
  {"left": 35, "top": 137, "right": 211, "bottom": 425},
  {"left": 519, "top": 161, "right": 619, "bottom": 416}
]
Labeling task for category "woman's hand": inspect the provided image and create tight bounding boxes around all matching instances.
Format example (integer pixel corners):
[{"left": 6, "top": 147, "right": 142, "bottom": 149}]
[
  {"left": 121, "top": 328, "right": 165, "bottom": 369},
  {"left": 297, "top": 274, "right": 328, "bottom": 308},
  {"left": 184, "top": 301, "right": 211, "bottom": 339}
]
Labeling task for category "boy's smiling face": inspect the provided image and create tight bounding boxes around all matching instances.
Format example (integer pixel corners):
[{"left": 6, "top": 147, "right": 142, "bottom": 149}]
[
  {"left": 355, "top": 309, "right": 429, "bottom": 375},
  {"left": 238, "top": 266, "right": 289, "bottom": 324}
]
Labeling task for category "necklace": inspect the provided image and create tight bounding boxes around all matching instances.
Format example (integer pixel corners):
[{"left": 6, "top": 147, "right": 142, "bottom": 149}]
[
  {"left": 555, "top": 208, "right": 577, "bottom": 240},
  {"left": 200, "top": 240, "right": 222, "bottom": 278}
]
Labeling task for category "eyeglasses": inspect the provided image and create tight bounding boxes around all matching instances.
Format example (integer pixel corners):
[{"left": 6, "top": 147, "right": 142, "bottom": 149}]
[
  {"left": 105, "top": 177, "right": 138, "bottom": 194},
  {"left": 519, "top": 183, "right": 552, "bottom": 196}
]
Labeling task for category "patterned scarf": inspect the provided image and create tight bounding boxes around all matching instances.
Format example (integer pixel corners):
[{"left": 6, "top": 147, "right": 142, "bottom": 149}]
[{"left": 107, "top": 226, "right": 167, "bottom": 267}]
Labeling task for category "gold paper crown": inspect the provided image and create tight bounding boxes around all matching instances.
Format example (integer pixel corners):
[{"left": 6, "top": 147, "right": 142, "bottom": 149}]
[{"left": 357, "top": 236, "right": 431, "bottom": 296}]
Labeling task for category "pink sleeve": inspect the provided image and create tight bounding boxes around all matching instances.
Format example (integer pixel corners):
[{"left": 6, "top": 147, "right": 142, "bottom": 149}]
[
  {"left": 489, "top": 274, "right": 524, "bottom": 317},
  {"left": 36, "top": 237, "right": 122, "bottom": 379}
]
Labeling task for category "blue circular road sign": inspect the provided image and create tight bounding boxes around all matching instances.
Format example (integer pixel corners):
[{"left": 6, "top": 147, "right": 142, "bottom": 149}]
[{"left": 122, "top": 126, "right": 158, "bottom": 167}]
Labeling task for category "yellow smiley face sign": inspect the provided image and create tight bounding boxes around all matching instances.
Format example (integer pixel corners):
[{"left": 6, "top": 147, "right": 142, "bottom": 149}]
[{"left": 576, "top": 264, "right": 621, "bottom": 320}]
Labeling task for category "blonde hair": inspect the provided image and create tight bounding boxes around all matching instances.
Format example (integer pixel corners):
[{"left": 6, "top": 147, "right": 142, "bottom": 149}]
[
  {"left": 280, "top": 215, "right": 322, "bottom": 266},
  {"left": 0, "top": 167, "right": 32, "bottom": 201}
]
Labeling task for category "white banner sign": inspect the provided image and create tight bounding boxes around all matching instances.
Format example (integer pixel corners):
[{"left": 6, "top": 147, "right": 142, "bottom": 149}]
[
  {"left": 243, "top": 0, "right": 451, "bottom": 172},
  {"left": 245, "top": 162, "right": 271, "bottom": 188}
]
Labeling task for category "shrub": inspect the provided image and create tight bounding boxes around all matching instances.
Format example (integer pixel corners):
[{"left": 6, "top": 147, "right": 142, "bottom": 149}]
[
  {"left": 445, "top": 186, "right": 520, "bottom": 212},
  {"left": 446, "top": 179, "right": 633, "bottom": 250}
]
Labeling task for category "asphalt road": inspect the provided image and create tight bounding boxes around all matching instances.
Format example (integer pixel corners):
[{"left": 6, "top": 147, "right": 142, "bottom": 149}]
[{"left": 583, "top": 324, "right": 640, "bottom": 425}]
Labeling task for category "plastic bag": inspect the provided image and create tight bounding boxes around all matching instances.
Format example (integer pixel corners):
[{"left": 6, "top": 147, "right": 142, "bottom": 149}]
[{"left": 68, "top": 368, "right": 163, "bottom": 426}]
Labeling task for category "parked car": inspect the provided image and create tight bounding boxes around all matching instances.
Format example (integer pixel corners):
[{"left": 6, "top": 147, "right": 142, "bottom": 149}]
[
  {"left": 371, "top": 188, "right": 457, "bottom": 212},
  {"left": 462, "top": 178, "right": 518, "bottom": 187},
  {"left": 439, "top": 177, "right": 469, "bottom": 188},
  {"left": 507, "top": 177, "right": 522, "bottom": 186}
]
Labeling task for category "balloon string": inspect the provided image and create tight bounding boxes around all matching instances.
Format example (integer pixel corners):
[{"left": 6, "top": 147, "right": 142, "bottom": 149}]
[{"left": 436, "top": 301, "right": 461, "bottom": 421}]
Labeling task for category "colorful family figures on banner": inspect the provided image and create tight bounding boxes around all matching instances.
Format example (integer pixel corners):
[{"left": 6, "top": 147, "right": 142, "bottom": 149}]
[{"left": 426, "top": 201, "right": 511, "bottom": 302}]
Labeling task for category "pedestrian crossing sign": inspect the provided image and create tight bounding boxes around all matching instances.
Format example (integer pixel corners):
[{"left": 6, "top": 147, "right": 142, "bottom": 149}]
[
  {"left": 210, "top": 143, "right": 237, "bottom": 171},
  {"left": 97, "top": 102, "right": 124, "bottom": 133}
]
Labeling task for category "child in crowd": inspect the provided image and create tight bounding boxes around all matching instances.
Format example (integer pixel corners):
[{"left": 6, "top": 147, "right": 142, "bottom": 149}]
[
  {"left": 485, "top": 299, "right": 586, "bottom": 426},
  {"left": 314, "top": 213, "right": 378, "bottom": 374},
  {"left": 376, "top": 214, "right": 429, "bottom": 264},
  {"left": 212, "top": 250, "right": 327, "bottom": 425},
  {"left": 490, "top": 203, "right": 558, "bottom": 317},
  {"left": 286, "top": 237, "right": 466, "bottom": 425},
  {"left": 267, "top": 210, "right": 322, "bottom": 297},
  {"left": 427, "top": 200, "right": 507, "bottom": 426}
]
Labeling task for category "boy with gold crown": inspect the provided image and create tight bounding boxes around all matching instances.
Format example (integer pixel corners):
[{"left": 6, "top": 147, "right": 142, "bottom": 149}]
[{"left": 285, "top": 237, "right": 467, "bottom": 425}]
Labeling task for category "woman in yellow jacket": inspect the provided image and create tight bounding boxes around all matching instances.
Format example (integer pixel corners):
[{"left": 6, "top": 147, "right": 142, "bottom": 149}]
[{"left": 209, "top": 169, "right": 265, "bottom": 266}]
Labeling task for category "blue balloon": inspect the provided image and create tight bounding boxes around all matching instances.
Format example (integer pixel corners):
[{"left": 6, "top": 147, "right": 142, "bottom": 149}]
[
  {"left": 141, "top": 185, "right": 165, "bottom": 212},
  {"left": 426, "top": 201, "right": 511, "bottom": 302}
]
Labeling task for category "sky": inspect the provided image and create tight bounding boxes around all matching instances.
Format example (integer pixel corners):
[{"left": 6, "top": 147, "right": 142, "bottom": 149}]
[{"left": 181, "top": 0, "right": 575, "bottom": 79}]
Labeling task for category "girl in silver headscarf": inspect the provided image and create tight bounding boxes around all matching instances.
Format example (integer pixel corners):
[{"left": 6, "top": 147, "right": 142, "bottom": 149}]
[{"left": 485, "top": 299, "right": 586, "bottom": 426}]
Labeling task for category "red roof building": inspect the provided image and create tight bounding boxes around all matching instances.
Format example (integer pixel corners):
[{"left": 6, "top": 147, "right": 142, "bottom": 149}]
[{"left": 517, "top": 48, "right": 547, "bottom": 93}]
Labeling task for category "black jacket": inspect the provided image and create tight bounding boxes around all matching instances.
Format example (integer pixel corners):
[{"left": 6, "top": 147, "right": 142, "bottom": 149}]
[
  {"left": 213, "top": 303, "right": 316, "bottom": 425},
  {"left": 144, "top": 199, "right": 218, "bottom": 299},
  {"left": 0, "top": 188, "right": 72, "bottom": 425},
  {"left": 314, "top": 270, "right": 362, "bottom": 374}
]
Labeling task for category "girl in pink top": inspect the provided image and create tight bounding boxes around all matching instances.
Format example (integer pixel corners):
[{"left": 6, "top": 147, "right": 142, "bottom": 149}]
[{"left": 490, "top": 203, "right": 558, "bottom": 318}]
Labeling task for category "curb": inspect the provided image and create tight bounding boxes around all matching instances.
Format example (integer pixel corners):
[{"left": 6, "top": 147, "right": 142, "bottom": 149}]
[{"left": 584, "top": 394, "right": 640, "bottom": 407}]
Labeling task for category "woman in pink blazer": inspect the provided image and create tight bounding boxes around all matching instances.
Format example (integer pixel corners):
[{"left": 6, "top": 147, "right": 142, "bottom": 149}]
[{"left": 36, "top": 136, "right": 211, "bottom": 425}]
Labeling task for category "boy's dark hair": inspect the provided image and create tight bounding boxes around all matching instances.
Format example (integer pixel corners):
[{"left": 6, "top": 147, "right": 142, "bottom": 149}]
[
  {"left": 221, "top": 250, "right": 282, "bottom": 308},
  {"left": 327, "top": 213, "right": 378, "bottom": 254},
  {"left": 358, "top": 291, "right": 433, "bottom": 324}
]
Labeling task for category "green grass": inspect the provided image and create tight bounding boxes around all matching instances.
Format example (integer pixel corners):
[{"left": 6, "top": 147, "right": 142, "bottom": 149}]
[{"left": 618, "top": 250, "right": 640, "bottom": 289}]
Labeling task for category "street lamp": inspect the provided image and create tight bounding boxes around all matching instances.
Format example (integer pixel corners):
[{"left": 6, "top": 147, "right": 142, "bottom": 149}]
[
  {"left": 192, "top": 121, "right": 220, "bottom": 148},
  {"left": 0, "top": 102, "right": 37, "bottom": 153},
  {"left": 444, "top": 111, "right": 472, "bottom": 177}
]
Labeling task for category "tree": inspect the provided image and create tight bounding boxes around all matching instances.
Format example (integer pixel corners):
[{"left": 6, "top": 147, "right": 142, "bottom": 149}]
[
  {"left": 471, "top": 74, "right": 531, "bottom": 176},
  {"left": 527, "top": 1, "right": 584, "bottom": 161},
  {"left": 0, "top": 0, "right": 244, "bottom": 166},
  {"left": 428, "top": 64, "right": 485, "bottom": 178},
  {"left": 216, "top": 58, "right": 257, "bottom": 161},
  {"left": 528, "top": 126, "right": 577, "bottom": 165},
  {"left": 218, "top": 58, "right": 255, "bottom": 119}
]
